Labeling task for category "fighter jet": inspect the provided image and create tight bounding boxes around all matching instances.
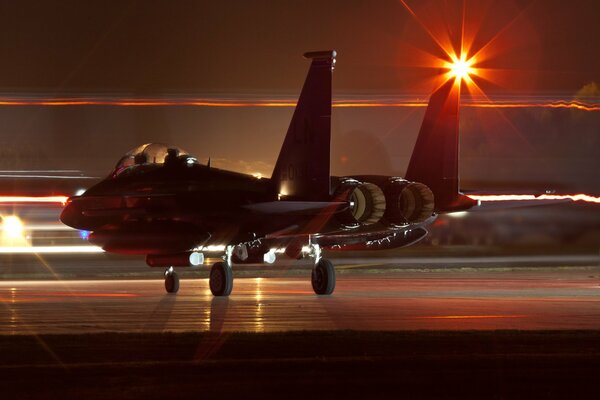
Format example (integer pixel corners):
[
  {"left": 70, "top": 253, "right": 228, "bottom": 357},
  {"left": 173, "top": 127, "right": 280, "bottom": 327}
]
[{"left": 60, "top": 50, "right": 478, "bottom": 296}]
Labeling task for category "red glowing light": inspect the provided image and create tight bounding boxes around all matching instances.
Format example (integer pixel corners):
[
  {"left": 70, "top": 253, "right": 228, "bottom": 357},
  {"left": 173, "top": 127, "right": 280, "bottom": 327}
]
[{"left": 469, "top": 194, "right": 600, "bottom": 204}]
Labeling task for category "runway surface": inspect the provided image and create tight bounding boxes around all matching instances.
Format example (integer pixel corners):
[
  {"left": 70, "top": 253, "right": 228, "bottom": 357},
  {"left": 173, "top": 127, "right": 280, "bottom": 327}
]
[{"left": 2, "top": 265, "right": 600, "bottom": 334}]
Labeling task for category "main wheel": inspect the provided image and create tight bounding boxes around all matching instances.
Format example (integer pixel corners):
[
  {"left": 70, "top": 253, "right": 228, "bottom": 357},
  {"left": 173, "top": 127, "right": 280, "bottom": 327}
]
[
  {"left": 165, "top": 271, "right": 180, "bottom": 293},
  {"left": 210, "top": 262, "right": 233, "bottom": 296},
  {"left": 311, "top": 259, "right": 335, "bottom": 295}
]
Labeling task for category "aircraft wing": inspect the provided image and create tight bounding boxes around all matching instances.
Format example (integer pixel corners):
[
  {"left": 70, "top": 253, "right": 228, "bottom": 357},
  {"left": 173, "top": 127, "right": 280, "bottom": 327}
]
[{"left": 242, "top": 201, "right": 348, "bottom": 215}]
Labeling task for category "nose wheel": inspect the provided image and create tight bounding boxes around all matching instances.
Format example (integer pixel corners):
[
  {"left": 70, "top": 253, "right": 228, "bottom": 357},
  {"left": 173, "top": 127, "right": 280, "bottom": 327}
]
[{"left": 164, "top": 267, "right": 180, "bottom": 293}]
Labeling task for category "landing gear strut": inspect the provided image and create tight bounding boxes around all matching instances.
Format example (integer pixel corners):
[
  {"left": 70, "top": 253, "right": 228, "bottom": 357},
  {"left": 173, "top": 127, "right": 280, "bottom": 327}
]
[
  {"left": 164, "top": 266, "right": 180, "bottom": 293},
  {"left": 308, "top": 243, "right": 336, "bottom": 295}
]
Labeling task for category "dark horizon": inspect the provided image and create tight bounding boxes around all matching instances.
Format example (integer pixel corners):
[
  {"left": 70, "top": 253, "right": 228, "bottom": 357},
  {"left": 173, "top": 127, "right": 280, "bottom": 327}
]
[{"left": 0, "top": 0, "right": 597, "bottom": 194}]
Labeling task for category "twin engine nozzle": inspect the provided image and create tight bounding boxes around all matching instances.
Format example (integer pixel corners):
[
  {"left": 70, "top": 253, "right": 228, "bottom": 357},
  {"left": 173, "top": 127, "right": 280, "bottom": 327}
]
[{"left": 333, "top": 176, "right": 435, "bottom": 229}]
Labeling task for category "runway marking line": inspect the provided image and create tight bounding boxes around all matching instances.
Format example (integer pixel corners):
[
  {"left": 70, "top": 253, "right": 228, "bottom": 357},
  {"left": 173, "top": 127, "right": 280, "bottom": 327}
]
[
  {"left": 416, "top": 315, "right": 528, "bottom": 319},
  {"left": 336, "top": 263, "right": 383, "bottom": 270},
  {"left": 0, "top": 292, "right": 139, "bottom": 300}
]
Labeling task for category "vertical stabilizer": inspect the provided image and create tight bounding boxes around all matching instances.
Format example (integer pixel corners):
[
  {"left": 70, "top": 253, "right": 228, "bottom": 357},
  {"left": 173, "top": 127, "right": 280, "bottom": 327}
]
[
  {"left": 271, "top": 51, "right": 335, "bottom": 201},
  {"left": 405, "top": 78, "right": 476, "bottom": 212}
]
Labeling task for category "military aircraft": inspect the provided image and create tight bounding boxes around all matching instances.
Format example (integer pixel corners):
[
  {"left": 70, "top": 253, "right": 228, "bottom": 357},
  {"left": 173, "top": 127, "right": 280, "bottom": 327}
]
[{"left": 60, "top": 50, "right": 479, "bottom": 296}]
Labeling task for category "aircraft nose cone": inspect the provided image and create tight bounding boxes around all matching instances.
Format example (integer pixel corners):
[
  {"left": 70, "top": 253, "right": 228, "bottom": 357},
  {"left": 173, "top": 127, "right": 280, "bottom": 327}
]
[{"left": 60, "top": 199, "right": 81, "bottom": 229}]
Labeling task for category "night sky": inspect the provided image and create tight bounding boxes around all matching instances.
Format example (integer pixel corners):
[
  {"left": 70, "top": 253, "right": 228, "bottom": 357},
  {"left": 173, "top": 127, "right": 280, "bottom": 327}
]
[{"left": 0, "top": 0, "right": 598, "bottom": 193}]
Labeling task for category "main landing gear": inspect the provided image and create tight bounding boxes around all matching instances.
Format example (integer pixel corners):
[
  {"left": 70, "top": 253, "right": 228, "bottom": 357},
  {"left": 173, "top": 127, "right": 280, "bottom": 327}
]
[
  {"left": 311, "top": 258, "right": 335, "bottom": 295},
  {"left": 308, "top": 244, "right": 336, "bottom": 295},
  {"left": 205, "top": 243, "right": 336, "bottom": 296},
  {"left": 161, "top": 243, "right": 336, "bottom": 296},
  {"left": 209, "top": 261, "right": 233, "bottom": 296},
  {"left": 208, "top": 245, "right": 235, "bottom": 296}
]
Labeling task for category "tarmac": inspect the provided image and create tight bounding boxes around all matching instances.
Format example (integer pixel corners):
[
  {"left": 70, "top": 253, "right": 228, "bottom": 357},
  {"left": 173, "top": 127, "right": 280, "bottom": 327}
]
[{"left": 2, "top": 254, "right": 599, "bottom": 334}]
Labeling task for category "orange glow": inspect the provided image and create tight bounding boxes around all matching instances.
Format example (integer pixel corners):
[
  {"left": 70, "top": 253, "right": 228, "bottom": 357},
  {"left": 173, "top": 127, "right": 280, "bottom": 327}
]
[
  {"left": 0, "top": 97, "right": 597, "bottom": 111},
  {"left": 0, "top": 292, "right": 139, "bottom": 299},
  {"left": 417, "top": 315, "right": 527, "bottom": 319},
  {"left": 442, "top": 53, "right": 479, "bottom": 89},
  {"left": 0, "top": 98, "right": 296, "bottom": 107},
  {"left": 447, "top": 55, "right": 474, "bottom": 81},
  {"left": 398, "top": 0, "right": 483, "bottom": 91},
  {"left": 470, "top": 194, "right": 600, "bottom": 204},
  {"left": 0, "top": 246, "right": 104, "bottom": 253},
  {"left": 0, "top": 196, "right": 68, "bottom": 204}
]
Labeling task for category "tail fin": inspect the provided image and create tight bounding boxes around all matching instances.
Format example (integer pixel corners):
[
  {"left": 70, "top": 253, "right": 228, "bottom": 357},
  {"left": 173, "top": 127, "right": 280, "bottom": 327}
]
[
  {"left": 271, "top": 50, "right": 335, "bottom": 201},
  {"left": 405, "top": 78, "right": 477, "bottom": 212}
]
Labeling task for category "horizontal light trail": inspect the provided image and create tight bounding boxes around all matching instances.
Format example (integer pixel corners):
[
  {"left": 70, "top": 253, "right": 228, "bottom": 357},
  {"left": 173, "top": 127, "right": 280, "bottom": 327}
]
[
  {"left": 0, "top": 175, "right": 96, "bottom": 179},
  {"left": 416, "top": 315, "right": 528, "bottom": 319},
  {"left": 0, "top": 293, "right": 139, "bottom": 299},
  {"left": 0, "top": 97, "right": 597, "bottom": 111},
  {"left": 470, "top": 194, "right": 600, "bottom": 204},
  {"left": 1, "top": 193, "right": 599, "bottom": 206},
  {"left": 0, "top": 196, "right": 68, "bottom": 204},
  {"left": 0, "top": 224, "right": 76, "bottom": 231},
  {"left": 0, "top": 246, "right": 104, "bottom": 254}
]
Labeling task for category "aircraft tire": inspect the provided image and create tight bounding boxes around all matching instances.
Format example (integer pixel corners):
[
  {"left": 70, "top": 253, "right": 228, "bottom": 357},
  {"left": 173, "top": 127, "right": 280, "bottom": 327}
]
[
  {"left": 311, "top": 259, "right": 336, "bottom": 295},
  {"left": 165, "top": 271, "right": 180, "bottom": 293},
  {"left": 210, "top": 262, "right": 233, "bottom": 296}
]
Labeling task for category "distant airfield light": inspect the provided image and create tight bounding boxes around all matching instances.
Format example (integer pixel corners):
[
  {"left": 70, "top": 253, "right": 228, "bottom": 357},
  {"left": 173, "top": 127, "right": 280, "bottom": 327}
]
[
  {"left": 2, "top": 216, "right": 25, "bottom": 239},
  {"left": 446, "top": 54, "right": 475, "bottom": 83},
  {"left": 277, "top": 190, "right": 288, "bottom": 201}
]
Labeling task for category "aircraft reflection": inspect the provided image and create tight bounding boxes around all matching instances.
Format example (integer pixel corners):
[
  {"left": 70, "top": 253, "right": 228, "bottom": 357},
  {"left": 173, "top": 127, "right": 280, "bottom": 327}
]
[{"left": 195, "top": 296, "right": 230, "bottom": 360}]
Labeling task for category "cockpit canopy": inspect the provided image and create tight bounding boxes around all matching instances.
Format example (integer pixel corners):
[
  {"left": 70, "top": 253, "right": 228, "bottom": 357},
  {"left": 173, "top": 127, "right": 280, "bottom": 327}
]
[{"left": 113, "top": 143, "right": 199, "bottom": 177}]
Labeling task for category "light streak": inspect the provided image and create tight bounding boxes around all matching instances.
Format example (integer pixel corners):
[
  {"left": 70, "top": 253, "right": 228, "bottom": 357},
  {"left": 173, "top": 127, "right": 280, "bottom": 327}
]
[
  {"left": 417, "top": 315, "right": 527, "bottom": 319},
  {"left": 0, "top": 97, "right": 596, "bottom": 111},
  {"left": 0, "top": 98, "right": 297, "bottom": 107},
  {"left": 470, "top": 194, "right": 600, "bottom": 204},
  {"left": 0, "top": 196, "right": 69, "bottom": 204},
  {"left": 0, "top": 246, "right": 104, "bottom": 254}
]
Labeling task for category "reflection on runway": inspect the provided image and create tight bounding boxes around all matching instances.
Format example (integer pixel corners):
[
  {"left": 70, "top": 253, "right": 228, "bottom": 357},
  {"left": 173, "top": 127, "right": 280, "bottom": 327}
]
[{"left": 1, "top": 270, "right": 600, "bottom": 334}]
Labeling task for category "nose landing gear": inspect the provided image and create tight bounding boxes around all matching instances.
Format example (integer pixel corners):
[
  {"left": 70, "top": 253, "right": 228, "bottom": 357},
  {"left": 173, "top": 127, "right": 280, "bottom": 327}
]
[{"left": 164, "top": 266, "right": 180, "bottom": 294}]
